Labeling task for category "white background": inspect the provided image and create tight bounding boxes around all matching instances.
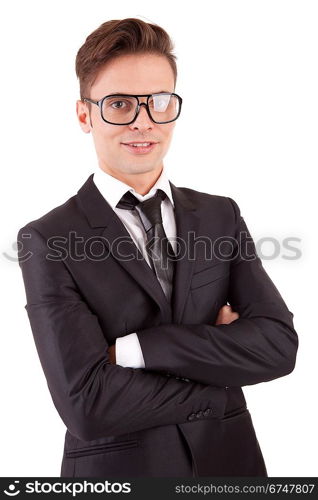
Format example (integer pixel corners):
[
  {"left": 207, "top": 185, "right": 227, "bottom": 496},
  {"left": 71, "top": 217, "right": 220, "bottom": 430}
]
[{"left": 1, "top": 0, "right": 317, "bottom": 477}]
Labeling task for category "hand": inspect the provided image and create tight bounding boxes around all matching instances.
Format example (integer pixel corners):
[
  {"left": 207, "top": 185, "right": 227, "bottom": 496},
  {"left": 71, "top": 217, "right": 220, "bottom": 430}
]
[
  {"left": 107, "top": 344, "right": 116, "bottom": 364},
  {"left": 215, "top": 304, "right": 239, "bottom": 325}
]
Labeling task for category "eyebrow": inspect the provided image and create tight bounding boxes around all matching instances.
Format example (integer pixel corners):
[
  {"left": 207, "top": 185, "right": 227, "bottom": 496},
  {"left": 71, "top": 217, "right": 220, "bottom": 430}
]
[{"left": 110, "top": 90, "right": 171, "bottom": 95}]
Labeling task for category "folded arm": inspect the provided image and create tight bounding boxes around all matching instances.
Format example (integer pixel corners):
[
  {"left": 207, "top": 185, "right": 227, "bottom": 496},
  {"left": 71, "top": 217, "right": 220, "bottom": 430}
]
[
  {"left": 17, "top": 225, "right": 227, "bottom": 442},
  {"left": 134, "top": 198, "right": 298, "bottom": 387}
]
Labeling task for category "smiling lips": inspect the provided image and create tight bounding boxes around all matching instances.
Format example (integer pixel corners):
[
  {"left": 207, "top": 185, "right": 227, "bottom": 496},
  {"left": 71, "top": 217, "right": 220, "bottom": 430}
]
[
  {"left": 122, "top": 141, "right": 156, "bottom": 146},
  {"left": 121, "top": 142, "right": 158, "bottom": 154}
]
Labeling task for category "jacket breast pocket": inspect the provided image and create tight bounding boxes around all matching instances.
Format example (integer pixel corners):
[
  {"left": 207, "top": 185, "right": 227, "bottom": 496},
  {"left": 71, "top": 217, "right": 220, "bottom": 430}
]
[{"left": 190, "top": 262, "right": 230, "bottom": 291}]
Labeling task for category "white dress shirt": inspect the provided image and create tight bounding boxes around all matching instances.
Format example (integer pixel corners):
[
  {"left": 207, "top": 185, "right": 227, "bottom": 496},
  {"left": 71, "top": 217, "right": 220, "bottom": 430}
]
[{"left": 93, "top": 166, "right": 177, "bottom": 369}]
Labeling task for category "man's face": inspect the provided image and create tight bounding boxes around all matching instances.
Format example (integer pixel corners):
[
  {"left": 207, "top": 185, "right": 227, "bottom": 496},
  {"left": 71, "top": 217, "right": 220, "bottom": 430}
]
[{"left": 76, "top": 53, "right": 177, "bottom": 181}]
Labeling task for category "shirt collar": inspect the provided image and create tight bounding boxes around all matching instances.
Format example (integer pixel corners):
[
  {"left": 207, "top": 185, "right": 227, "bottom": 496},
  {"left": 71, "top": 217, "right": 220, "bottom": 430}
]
[{"left": 93, "top": 166, "right": 175, "bottom": 209}]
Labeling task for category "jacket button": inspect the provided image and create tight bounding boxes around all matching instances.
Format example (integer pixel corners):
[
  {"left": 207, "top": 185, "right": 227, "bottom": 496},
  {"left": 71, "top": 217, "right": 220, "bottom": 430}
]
[
  {"left": 187, "top": 413, "right": 196, "bottom": 421},
  {"left": 203, "top": 408, "right": 212, "bottom": 417}
]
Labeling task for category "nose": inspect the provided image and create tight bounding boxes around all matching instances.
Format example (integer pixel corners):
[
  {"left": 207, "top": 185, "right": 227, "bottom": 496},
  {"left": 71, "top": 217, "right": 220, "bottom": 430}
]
[{"left": 129, "top": 100, "right": 153, "bottom": 130}]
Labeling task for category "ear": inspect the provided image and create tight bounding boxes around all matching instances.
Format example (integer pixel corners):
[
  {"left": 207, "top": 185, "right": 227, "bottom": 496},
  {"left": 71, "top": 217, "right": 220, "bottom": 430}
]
[{"left": 76, "top": 100, "right": 92, "bottom": 133}]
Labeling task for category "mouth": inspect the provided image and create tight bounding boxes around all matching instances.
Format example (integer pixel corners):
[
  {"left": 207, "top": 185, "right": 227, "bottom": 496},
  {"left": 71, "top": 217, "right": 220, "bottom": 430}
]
[{"left": 121, "top": 142, "right": 158, "bottom": 154}]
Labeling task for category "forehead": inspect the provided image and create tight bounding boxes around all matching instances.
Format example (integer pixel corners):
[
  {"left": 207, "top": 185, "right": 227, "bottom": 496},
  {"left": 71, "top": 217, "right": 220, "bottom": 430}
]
[{"left": 91, "top": 53, "right": 175, "bottom": 96}]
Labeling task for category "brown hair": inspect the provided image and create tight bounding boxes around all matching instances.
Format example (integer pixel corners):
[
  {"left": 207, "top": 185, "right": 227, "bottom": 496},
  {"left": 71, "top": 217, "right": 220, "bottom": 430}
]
[{"left": 75, "top": 18, "right": 178, "bottom": 101}]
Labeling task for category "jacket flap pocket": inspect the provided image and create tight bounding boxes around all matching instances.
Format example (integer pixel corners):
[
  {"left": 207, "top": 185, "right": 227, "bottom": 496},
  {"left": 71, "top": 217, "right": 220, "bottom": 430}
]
[{"left": 65, "top": 439, "right": 139, "bottom": 458}]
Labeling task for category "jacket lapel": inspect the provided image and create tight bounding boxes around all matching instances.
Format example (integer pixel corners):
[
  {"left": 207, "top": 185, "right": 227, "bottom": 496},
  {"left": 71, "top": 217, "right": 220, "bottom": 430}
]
[
  {"left": 76, "top": 174, "right": 200, "bottom": 323},
  {"left": 169, "top": 181, "right": 200, "bottom": 323},
  {"left": 100, "top": 214, "right": 173, "bottom": 320}
]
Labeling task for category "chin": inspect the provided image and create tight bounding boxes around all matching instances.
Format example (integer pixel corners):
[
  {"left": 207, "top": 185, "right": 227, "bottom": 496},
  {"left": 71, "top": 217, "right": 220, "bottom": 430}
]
[{"left": 127, "top": 165, "right": 157, "bottom": 174}]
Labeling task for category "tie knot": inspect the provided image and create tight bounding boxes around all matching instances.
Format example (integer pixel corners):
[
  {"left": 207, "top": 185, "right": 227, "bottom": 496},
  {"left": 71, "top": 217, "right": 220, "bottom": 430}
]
[
  {"left": 116, "top": 189, "right": 167, "bottom": 233},
  {"left": 116, "top": 190, "right": 140, "bottom": 210}
]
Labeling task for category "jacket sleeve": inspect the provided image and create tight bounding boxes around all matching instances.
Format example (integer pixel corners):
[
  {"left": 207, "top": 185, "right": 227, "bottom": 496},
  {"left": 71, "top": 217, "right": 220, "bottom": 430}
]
[
  {"left": 136, "top": 197, "right": 299, "bottom": 387},
  {"left": 17, "top": 225, "right": 228, "bottom": 442}
]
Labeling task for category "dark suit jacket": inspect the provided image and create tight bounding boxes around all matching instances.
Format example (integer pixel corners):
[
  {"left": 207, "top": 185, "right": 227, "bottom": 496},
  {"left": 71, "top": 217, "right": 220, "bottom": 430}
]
[{"left": 17, "top": 173, "right": 298, "bottom": 477}]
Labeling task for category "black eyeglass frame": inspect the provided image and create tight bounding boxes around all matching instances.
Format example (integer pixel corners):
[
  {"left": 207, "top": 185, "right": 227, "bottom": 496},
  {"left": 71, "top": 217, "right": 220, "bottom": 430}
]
[{"left": 82, "top": 92, "right": 183, "bottom": 125}]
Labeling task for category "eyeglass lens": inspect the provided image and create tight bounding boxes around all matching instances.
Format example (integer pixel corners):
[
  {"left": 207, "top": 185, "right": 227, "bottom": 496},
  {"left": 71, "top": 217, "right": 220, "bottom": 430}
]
[{"left": 102, "top": 94, "right": 180, "bottom": 124}]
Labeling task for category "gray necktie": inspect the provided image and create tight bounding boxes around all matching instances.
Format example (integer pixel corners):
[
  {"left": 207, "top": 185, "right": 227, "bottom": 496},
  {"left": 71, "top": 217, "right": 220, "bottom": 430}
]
[{"left": 116, "top": 189, "right": 175, "bottom": 301}]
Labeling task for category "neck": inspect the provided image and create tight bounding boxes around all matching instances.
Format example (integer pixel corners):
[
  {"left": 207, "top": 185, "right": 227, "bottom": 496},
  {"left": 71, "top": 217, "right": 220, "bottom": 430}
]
[{"left": 99, "top": 165, "right": 164, "bottom": 196}]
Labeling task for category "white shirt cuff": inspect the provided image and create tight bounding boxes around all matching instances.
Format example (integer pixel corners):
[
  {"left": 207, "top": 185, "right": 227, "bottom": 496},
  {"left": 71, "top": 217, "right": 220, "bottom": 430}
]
[{"left": 115, "top": 332, "right": 145, "bottom": 368}]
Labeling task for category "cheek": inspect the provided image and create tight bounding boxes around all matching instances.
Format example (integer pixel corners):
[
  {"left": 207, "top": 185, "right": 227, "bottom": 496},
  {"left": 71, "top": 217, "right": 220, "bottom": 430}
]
[
  {"left": 159, "top": 124, "right": 174, "bottom": 143},
  {"left": 161, "top": 131, "right": 174, "bottom": 149},
  {"left": 96, "top": 130, "right": 120, "bottom": 148}
]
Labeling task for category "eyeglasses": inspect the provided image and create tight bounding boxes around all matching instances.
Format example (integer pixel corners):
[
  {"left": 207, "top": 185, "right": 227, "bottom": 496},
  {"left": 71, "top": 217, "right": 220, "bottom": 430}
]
[{"left": 82, "top": 92, "right": 182, "bottom": 125}]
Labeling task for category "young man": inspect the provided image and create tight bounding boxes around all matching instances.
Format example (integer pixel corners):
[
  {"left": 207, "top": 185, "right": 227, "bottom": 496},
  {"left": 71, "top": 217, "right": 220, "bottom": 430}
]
[{"left": 17, "top": 18, "right": 298, "bottom": 477}]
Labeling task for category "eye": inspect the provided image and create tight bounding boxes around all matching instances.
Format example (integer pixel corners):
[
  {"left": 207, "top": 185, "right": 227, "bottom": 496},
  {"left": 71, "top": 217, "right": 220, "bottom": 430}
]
[{"left": 111, "top": 100, "right": 127, "bottom": 109}]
